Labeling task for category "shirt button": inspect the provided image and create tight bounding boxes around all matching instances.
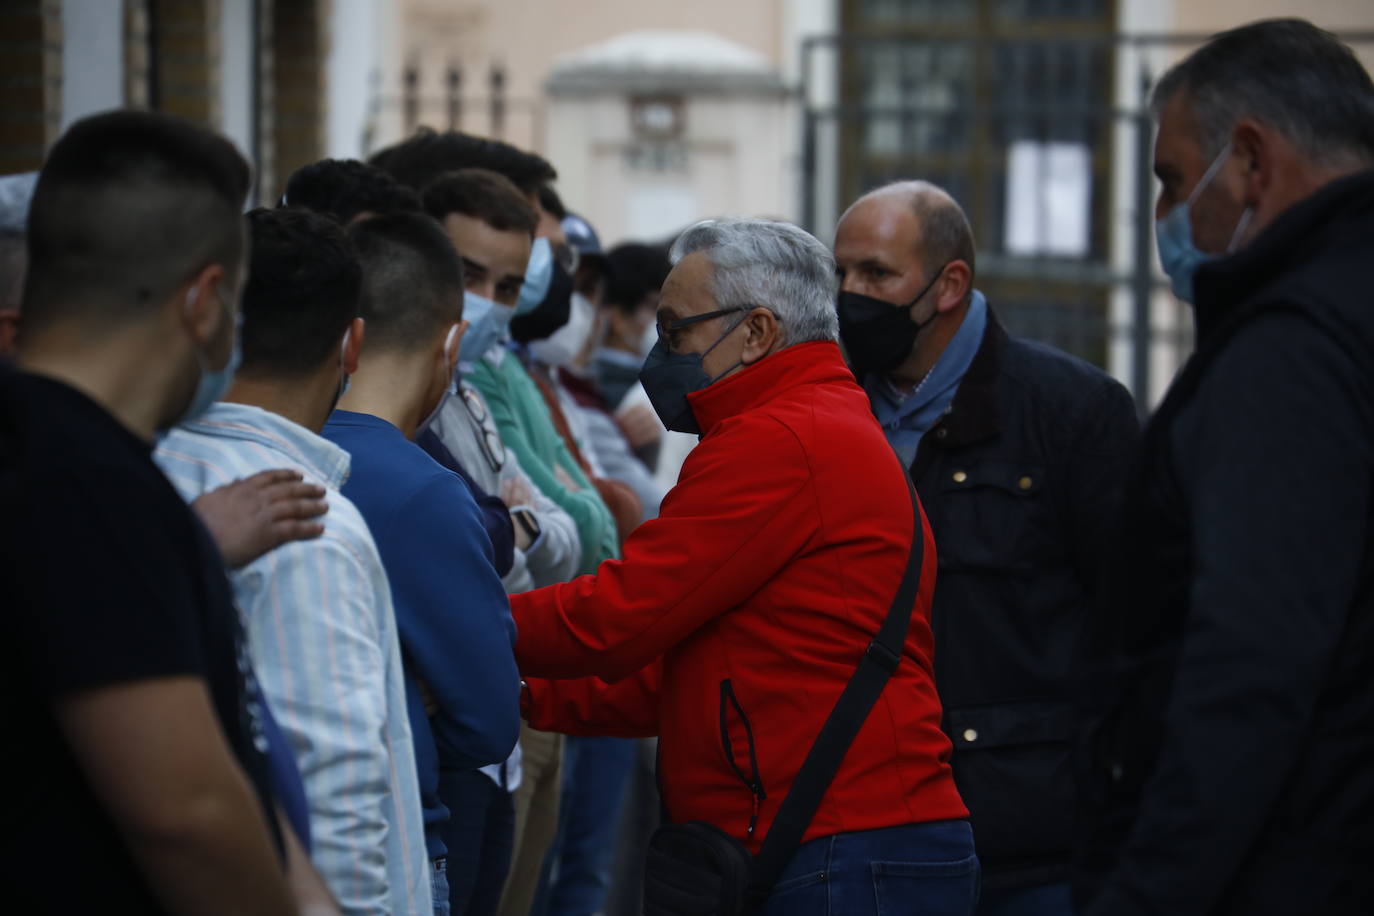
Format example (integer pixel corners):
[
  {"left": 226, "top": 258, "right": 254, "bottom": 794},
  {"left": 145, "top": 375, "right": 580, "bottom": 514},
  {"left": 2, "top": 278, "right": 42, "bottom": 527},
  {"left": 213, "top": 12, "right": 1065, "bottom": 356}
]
[
  {"left": 935, "top": 427, "right": 948, "bottom": 440},
  {"left": 1018, "top": 475, "right": 1033, "bottom": 490},
  {"left": 952, "top": 470, "right": 968, "bottom": 483},
  {"left": 962, "top": 728, "right": 978, "bottom": 743}
]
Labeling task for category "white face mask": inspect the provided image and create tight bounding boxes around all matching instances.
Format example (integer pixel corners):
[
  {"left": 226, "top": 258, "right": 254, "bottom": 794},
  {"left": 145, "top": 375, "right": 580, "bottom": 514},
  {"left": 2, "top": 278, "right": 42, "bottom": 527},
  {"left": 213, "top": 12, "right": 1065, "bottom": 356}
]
[
  {"left": 637, "top": 318, "right": 659, "bottom": 360},
  {"left": 529, "top": 291, "right": 595, "bottom": 369}
]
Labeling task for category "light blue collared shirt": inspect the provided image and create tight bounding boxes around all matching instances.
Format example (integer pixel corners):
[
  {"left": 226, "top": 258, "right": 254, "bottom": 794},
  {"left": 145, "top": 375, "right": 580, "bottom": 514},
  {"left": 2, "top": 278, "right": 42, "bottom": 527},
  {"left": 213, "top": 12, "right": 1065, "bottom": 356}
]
[
  {"left": 156, "top": 402, "right": 432, "bottom": 916},
  {"left": 866, "top": 290, "right": 989, "bottom": 467}
]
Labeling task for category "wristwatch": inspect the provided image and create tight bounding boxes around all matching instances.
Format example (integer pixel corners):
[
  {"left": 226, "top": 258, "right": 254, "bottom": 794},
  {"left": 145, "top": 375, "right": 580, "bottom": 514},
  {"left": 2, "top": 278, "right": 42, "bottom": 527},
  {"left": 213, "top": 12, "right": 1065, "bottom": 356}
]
[{"left": 511, "top": 507, "right": 541, "bottom": 544}]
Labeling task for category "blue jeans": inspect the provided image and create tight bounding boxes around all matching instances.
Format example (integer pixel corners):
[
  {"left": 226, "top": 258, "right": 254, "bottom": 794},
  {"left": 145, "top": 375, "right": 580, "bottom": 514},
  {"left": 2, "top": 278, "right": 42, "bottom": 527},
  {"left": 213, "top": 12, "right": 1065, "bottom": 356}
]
[
  {"left": 432, "top": 857, "right": 450, "bottom": 916},
  {"left": 976, "top": 881, "right": 1073, "bottom": 916},
  {"left": 761, "top": 820, "right": 979, "bottom": 916},
  {"left": 535, "top": 735, "right": 636, "bottom": 916},
  {"left": 440, "top": 768, "right": 515, "bottom": 916}
]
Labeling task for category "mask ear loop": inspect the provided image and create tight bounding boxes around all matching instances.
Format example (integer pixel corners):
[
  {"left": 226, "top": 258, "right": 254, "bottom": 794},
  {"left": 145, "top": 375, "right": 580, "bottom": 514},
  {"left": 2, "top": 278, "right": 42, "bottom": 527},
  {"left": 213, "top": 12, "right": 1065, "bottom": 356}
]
[
  {"left": 442, "top": 323, "right": 461, "bottom": 394},
  {"left": 1227, "top": 207, "right": 1254, "bottom": 253},
  {"left": 903, "top": 262, "right": 949, "bottom": 311},
  {"left": 336, "top": 327, "right": 353, "bottom": 399},
  {"left": 705, "top": 308, "right": 762, "bottom": 382},
  {"left": 182, "top": 286, "right": 212, "bottom": 378},
  {"left": 1186, "top": 141, "right": 1234, "bottom": 208}
]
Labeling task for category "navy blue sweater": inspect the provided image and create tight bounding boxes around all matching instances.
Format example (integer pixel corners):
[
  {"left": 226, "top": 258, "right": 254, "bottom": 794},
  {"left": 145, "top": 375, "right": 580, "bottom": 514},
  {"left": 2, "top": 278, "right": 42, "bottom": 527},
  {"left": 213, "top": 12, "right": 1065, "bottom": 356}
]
[
  {"left": 416, "top": 428, "right": 515, "bottom": 578},
  {"left": 323, "top": 410, "right": 520, "bottom": 858}
]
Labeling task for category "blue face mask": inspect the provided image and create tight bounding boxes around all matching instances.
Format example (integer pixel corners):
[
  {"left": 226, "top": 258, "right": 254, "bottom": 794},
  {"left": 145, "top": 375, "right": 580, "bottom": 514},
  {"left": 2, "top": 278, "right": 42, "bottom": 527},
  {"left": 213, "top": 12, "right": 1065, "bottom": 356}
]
[
  {"left": 179, "top": 291, "right": 241, "bottom": 426},
  {"left": 1155, "top": 142, "right": 1253, "bottom": 304},
  {"left": 458, "top": 290, "right": 517, "bottom": 367},
  {"left": 515, "top": 237, "right": 553, "bottom": 316},
  {"left": 638, "top": 310, "right": 749, "bottom": 435}
]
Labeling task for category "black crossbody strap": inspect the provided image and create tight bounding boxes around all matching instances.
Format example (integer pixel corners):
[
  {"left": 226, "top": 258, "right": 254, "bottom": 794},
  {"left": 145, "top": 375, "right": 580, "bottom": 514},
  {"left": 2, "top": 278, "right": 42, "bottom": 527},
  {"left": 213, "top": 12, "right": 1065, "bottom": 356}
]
[{"left": 747, "top": 469, "right": 925, "bottom": 902}]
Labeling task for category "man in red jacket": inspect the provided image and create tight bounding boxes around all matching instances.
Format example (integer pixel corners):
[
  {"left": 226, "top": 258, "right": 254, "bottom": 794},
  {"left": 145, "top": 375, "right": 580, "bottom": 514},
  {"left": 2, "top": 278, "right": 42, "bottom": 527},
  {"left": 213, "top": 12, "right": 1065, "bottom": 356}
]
[{"left": 511, "top": 218, "right": 976, "bottom": 914}]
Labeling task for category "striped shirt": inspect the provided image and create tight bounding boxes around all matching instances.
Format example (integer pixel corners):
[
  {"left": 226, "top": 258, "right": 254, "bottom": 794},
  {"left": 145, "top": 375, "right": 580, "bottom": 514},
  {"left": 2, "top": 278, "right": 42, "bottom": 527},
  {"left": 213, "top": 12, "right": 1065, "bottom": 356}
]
[{"left": 156, "top": 401, "right": 432, "bottom": 915}]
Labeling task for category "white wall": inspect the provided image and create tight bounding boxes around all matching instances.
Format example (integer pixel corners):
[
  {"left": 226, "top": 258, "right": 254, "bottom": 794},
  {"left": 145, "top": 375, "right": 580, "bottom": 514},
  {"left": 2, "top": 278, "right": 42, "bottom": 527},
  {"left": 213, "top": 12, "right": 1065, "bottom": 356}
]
[
  {"left": 327, "top": 0, "right": 385, "bottom": 159},
  {"left": 783, "top": 0, "right": 839, "bottom": 232},
  {"left": 60, "top": 0, "right": 123, "bottom": 130},
  {"left": 219, "top": 0, "right": 255, "bottom": 161},
  {"left": 548, "top": 90, "right": 791, "bottom": 247},
  {"left": 1107, "top": 0, "right": 1180, "bottom": 404}
]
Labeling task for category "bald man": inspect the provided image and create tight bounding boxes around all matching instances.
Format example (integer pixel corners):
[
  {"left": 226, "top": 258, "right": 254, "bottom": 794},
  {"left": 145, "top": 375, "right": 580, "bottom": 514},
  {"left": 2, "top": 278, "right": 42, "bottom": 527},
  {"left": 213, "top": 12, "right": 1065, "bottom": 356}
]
[{"left": 833, "top": 182, "right": 1139, "bottom": 916}]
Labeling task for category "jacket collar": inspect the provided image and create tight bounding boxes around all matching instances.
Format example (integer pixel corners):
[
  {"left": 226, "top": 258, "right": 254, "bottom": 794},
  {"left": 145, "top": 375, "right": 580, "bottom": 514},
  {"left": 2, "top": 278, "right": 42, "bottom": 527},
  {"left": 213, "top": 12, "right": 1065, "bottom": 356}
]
[
  {"left": 924, "top": 306, "right": 1005, "bottom": 452},
  {"left": 1193, "top": 168, "right": 1374, "bottom": 343},
  {"left": 688, "top": 340, "right": 856, "bottom": 436},
  {"left": 181, "top": 401, "right": 351, "bottom": 488}
]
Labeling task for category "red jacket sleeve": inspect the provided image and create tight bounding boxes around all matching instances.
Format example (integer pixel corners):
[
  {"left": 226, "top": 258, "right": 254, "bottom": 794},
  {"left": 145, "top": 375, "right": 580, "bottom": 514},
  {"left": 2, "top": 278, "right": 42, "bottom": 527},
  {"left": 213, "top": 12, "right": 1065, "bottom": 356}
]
[
  {"left": 524, "top": 661, "right": 663, "bottom": 737},
  {"left": 511, "top": 414, "right": 816, "bottom": 681}
]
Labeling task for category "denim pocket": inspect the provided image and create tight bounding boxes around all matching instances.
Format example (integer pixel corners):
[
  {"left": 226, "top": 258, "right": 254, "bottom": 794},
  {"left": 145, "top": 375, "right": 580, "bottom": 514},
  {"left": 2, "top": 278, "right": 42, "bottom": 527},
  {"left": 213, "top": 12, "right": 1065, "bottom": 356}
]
[
  {"left": 764, "top": 868, "right": 829, "bottom": 916},
  {"left": 431, "top": 857, "right": 452, "bottom": 916},
  {"left": 871, "top": 854, "right": 979, "bottom": 916}
]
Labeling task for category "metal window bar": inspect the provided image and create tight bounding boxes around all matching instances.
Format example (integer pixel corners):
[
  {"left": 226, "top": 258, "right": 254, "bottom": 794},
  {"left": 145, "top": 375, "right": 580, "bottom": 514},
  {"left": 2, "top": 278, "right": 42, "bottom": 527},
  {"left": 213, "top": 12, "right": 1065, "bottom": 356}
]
[{"left": 800, "top": 30, "right": 1374, "bottom": 408}]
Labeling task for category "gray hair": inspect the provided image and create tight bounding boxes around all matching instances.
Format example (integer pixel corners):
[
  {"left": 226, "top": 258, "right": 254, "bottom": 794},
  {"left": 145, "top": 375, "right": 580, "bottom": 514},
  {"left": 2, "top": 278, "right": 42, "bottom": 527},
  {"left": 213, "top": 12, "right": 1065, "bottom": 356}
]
[
  {"left": 1151, "top": 18, "right": 1374, "bottom": 167},
  {"left": 669, "top": 218, "right": 839, "bottom": 347}
]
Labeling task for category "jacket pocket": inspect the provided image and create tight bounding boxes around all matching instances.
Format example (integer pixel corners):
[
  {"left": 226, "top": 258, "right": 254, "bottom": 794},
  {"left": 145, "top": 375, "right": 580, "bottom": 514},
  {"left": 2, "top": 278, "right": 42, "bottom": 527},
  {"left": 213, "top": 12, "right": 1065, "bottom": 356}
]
[
  {"left": 933, "top": 461, "right": 1046, "bottom": 572},
  {"left": 944, "top": 700, "right": 1077, "bottom": 868},
  {"left": 719, "top": 679, "right": 767, "bottom": 837}
]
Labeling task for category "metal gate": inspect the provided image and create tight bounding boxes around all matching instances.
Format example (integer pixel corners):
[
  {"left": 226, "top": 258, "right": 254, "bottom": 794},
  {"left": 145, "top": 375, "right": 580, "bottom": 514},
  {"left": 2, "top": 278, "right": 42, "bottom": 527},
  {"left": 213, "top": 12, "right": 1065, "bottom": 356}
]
[{"left": 798, "top": 29, "right": 1374, "bottom": 405}]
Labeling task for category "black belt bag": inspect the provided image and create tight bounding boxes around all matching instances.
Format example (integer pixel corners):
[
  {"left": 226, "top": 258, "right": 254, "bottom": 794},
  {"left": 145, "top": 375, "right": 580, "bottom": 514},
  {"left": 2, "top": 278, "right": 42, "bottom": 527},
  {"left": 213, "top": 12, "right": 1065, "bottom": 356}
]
[
  {"left": 644, "top": 821, "right": 755, "bottom": 916},
  {"left": 643, "top": 470, "right": 925, "bottom": 916}
]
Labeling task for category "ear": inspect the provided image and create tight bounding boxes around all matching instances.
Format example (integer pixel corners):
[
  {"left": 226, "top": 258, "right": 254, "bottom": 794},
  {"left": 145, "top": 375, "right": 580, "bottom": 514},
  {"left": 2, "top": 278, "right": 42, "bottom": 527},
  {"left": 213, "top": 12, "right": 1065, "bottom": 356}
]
[
  {"left": 445, "top": 320, "right": 467, "bottom": 373},
  {"left": 1230, "top": 118, "right": 1271, "bottom": 208},
  {"left": 740, "top": 307, "right": 782, "bottom": 364},
  {"left": 181, "top": 263, "right": 228, "bottom": 346},
  {"left": 342, "top": 317, "right": 365, "bottom": 374},
  {"left": 935, "top": 260, "right": 973, "bottom": 314}
]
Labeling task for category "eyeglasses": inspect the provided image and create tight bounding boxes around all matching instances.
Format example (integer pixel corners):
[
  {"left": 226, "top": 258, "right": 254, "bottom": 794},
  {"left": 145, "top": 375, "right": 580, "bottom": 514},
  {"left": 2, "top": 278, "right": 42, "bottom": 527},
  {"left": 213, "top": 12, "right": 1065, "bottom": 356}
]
[
  {"left": 460, "top": 386, "right": 507, "bottom": 474},
  {"left": 656, "top": 306, "right": 749, "bottom": 346}
]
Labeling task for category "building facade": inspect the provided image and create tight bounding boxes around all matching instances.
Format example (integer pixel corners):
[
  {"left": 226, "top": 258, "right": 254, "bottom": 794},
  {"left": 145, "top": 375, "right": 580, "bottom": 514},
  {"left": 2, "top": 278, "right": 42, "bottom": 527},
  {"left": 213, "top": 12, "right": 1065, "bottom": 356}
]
[
  {"left": 5, "top": 0, "right": 1371, "bottom": 398},
  {"left": 2, "top": 0, "right": 330, "bottom": 204}
]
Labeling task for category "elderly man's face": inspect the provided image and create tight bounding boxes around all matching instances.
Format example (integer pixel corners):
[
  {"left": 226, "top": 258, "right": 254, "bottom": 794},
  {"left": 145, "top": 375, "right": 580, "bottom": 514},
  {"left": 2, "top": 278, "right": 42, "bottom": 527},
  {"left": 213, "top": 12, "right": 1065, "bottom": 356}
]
[
  {"left": 657, "top": 252, "right": 749, "bottom": 379},
  {"left": 834, "top": 194, "right": 932, "bottom": 306},
  {"left": 1154, "top": 91, "right": 1249, "bottom": 255}
]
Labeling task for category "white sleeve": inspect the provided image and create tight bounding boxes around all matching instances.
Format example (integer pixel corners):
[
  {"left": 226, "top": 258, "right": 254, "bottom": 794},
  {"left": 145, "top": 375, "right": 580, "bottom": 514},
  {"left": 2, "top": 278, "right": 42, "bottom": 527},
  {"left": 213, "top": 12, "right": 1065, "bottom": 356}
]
[
  {"left": 242, "top": 535, "right": 395, "bottom": 913},
  {"left": 500, "top": 451, "right": 581, "bottom": 587}
]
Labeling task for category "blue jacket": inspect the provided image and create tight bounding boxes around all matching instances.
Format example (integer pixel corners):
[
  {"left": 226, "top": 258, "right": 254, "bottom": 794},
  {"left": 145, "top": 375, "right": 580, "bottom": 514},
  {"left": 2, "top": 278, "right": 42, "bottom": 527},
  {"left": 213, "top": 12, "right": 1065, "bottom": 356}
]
[
  {"left": 323, "top": 410, "right": 520, "bottom": 857},
  {"left": 416, "top": 428, "right": 515, "bottom": 578}
]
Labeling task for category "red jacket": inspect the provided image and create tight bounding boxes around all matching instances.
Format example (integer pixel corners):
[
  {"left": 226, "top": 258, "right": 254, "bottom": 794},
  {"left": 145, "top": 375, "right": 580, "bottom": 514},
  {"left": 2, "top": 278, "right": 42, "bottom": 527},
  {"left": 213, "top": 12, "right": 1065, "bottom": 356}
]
[{"left": 513, "top": 340, "right": 966, "bottom": 850}]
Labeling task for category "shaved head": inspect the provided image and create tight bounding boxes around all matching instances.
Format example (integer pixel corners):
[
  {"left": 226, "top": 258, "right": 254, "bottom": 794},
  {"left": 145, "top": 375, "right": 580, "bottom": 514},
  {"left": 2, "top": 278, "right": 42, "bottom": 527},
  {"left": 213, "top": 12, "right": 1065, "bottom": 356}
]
[
  {"left": 834, "top": 179, "right": 979, "bottom": 384},
  {"left": 843, "top": 181, "right": 976, "bottom": 282}
]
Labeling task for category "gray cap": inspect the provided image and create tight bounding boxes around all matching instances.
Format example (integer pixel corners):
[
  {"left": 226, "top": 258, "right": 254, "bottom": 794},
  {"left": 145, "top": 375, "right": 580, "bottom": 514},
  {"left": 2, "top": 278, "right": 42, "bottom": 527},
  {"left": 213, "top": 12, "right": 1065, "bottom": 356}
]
[{"left": 0, "top": 172, "right": 38, "bottom": 234}]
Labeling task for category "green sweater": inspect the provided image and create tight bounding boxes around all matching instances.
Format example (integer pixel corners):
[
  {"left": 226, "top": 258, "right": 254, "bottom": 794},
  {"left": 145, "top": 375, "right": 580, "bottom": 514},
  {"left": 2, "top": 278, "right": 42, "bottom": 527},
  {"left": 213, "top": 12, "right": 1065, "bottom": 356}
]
[{"left": 468, "top": 349, "right": 618, "bottom": 575}]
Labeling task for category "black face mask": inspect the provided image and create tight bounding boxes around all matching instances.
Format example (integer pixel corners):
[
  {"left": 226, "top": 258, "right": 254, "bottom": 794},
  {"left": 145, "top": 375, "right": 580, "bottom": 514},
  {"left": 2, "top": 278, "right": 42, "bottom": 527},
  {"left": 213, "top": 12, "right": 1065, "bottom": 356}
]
[
  {"left": 836, "top": 264, "right": 946, "bottom": 376},
  {"left": 511, "top": 260, "right": 574, "bottom": 344},
  {"left": 638, "top": 314, "right": 746, "bottom": 435}
]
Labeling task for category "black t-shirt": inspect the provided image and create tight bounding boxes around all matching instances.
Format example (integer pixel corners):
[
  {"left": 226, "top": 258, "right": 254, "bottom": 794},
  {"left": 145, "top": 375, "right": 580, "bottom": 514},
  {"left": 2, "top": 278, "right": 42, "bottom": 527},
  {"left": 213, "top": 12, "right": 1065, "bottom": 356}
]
[{"left": 0, "top": 365, "right": 280, "bottom": 912}]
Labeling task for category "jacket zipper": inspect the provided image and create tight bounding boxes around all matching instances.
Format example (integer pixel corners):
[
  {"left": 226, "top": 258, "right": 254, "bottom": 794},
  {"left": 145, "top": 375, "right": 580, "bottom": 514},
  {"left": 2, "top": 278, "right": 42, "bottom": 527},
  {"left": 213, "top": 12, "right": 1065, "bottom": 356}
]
[{"left": 719, "top": 678, "right": 767, "bottom": 836}]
